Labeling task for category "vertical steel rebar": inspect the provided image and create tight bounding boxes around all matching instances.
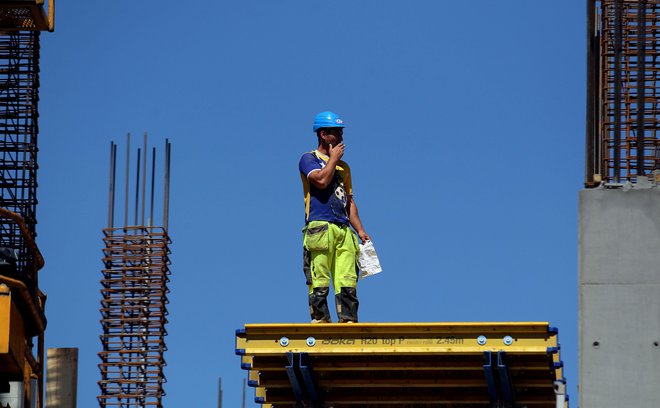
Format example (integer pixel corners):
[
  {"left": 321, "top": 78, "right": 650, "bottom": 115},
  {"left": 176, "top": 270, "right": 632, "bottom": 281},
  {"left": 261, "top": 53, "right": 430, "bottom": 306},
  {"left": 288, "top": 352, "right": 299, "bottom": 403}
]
[
  {"left": 150, "top": 147, "right": 156, "bottom": 227},
  {"left": 163, "top": 139, "right": 171, "bottom": 231},
  {"left": 124, "top": 133, "right": 130, "bottom": 228},
  {"left": 586, "top": 0, "right": 597, "bottom": 186},
  {"left": 613, "top": 0, "right": 623, "bottom": 183},
  {"left": 141, "top": 133, "right": 147, "bottom": 226},
  {"left": 595, "top": 12, "right": 601, "bottom": 178},
  {"left": 636, "top": 0, "right": 647, "bottom": 176},
  {"left": 134, "top": 148, "right": 141, "bottom": 226},
  {"left": 108, "top": 142, "right": 115, "bottom": 229}
]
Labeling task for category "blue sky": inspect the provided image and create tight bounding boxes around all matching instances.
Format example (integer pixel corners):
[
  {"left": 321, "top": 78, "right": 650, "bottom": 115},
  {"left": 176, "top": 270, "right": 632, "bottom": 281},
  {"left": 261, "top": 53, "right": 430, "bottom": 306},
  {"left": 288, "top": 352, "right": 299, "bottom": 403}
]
[{"left": 37, "top": 1, "right": 584, "bottom": 406}]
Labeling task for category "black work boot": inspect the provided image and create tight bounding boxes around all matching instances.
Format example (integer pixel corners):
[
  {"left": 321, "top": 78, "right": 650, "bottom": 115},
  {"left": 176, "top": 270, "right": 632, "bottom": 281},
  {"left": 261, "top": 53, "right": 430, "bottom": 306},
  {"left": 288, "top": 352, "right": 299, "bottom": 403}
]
[
  {"left": 336, "top": 287, "right": 359, "bottom": 323},
  {"left": 309, "top": 287, "right": 331, "bottom": 323}
]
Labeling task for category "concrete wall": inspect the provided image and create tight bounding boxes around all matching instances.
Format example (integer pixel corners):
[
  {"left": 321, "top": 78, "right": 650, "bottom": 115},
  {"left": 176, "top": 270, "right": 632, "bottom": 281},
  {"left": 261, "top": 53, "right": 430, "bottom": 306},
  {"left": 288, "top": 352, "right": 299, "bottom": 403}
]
[{"left": 579, "top": 187, "right": 660, "bottom": 407}]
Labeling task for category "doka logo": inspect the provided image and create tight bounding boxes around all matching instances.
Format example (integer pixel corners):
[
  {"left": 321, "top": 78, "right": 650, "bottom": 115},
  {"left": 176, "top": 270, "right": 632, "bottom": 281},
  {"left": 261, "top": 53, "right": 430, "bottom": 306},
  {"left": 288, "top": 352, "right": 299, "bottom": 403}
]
[
  {"left": 335, "top": 119, "right": 343, "bottom": 124},
  {"left": 321, "top": 337, "right": 355, "bottom": 345}
]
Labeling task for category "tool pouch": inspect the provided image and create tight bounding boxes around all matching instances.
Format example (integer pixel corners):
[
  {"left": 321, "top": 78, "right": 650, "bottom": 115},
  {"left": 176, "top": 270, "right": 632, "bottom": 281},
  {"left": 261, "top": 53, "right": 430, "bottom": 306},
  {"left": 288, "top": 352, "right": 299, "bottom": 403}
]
[{"left": 303, "top": 222, "right": 329, "bottom": 251}]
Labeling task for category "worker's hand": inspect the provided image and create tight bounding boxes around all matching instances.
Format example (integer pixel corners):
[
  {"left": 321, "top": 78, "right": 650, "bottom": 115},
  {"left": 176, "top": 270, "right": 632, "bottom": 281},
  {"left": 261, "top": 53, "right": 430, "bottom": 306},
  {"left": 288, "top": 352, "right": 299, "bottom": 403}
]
[
  {"left": 357, "top": 230, "right": 371, "bottom": 243},
  {"left": 328, "top": 142, "right": 345, "bottom": 161}
]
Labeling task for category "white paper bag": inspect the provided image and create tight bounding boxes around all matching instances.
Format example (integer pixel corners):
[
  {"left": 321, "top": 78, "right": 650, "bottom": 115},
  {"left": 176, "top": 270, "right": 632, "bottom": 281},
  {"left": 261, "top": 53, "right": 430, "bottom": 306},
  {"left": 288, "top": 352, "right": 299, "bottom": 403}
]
[{"left": 358, "top": 240, "right": 382, "bottom": 279}]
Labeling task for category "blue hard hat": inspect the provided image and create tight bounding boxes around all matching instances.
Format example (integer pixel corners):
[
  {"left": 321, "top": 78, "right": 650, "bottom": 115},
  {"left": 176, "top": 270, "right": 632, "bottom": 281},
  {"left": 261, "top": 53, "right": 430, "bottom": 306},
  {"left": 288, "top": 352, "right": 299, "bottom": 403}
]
[{"left": 313, "top": 111, "right": 345, "bottom": 132}]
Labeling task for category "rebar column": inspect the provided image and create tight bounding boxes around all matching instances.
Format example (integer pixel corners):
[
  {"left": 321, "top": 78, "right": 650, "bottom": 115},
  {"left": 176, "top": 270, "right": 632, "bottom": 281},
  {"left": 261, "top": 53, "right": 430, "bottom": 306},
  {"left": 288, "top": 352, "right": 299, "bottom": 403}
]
[
  {"left": 98, "top": 139, "right": 172, "bottom": 408},
  {"left": 97, "top": 226, "right": 171, "bottom": 408},
  {"left": 0, "top": 31, "right": 40, "bottom": 289},
  {"left": 589, "top": 0, "right": 660, "bottom": 185}
]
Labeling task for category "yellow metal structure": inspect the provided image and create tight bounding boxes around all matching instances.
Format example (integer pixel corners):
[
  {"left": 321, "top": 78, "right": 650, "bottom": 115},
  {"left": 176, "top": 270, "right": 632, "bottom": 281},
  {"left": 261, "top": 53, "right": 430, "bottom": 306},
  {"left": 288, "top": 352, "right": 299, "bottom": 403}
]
[
  {"left": 0, "top": 285, "right": 26, "bottom": 370},
  {"left": 0, "top": 283, "right": 43, "bottom": 407},
  {"left": 237, "top": 322, "right": 568, "bottom": 407}
]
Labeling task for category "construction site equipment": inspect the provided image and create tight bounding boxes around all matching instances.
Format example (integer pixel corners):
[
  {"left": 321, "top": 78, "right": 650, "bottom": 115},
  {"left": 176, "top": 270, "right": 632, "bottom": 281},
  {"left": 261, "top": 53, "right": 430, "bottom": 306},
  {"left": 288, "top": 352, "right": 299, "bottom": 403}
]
[
  {"left": 236, "top": 322, "right": 568, "bottom": 407},
  {"left": 0, "top": 1, "right": 54, "bottom": 406},
  {"left": 585, "top": 0, "right": 660, "bottom": 186},
  {"left": 97, "top": 137, "right": 172, "bottom": 407}
]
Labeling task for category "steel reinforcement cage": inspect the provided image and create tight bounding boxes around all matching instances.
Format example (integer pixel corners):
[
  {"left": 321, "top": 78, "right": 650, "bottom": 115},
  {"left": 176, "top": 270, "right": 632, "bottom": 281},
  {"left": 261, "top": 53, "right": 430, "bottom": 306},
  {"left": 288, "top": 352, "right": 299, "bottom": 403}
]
[
  {"left": 0, "top": 31, "right": 41, "bottom": 289},
  {"left": 98, "top": 226, "right": 171, "bottom": 407},
  {"left": 586, "top": 0, "right": 660, "bottom": 186},
  {"left": 98, "top": 137, "right": 172, "bottom": 407}
]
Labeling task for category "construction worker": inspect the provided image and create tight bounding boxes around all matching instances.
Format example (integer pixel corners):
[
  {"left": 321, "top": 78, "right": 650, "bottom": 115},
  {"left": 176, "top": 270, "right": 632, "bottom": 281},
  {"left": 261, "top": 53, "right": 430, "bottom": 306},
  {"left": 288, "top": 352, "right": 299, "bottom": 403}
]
[{"left": 299, "top": 111, "right": 371, "bottom": 323}]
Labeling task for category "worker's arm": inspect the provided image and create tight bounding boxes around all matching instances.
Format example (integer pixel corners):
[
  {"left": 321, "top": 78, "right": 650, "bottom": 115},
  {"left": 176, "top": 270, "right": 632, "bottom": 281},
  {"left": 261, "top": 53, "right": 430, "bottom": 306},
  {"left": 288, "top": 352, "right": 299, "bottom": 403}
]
[
  {"left": 348, "top": 196, "right": 371, "bottom": 243},
  {"left": 307, "top": 143, "right": 344, "bottom": 189}
]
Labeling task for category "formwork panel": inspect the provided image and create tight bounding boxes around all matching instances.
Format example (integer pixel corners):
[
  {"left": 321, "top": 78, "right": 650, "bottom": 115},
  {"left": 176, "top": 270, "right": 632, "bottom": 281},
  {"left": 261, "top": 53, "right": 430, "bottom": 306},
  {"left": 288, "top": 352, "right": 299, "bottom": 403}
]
[{"left": 237, "top": 322, "right": 568, "bottom": 407}]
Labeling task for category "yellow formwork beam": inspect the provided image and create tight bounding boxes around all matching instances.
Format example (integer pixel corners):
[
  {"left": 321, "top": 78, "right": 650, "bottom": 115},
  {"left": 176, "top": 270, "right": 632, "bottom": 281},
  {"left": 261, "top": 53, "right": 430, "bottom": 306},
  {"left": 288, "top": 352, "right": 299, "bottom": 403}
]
[{"left": 236, "top": 322, "right": 557, "bottom": 355}]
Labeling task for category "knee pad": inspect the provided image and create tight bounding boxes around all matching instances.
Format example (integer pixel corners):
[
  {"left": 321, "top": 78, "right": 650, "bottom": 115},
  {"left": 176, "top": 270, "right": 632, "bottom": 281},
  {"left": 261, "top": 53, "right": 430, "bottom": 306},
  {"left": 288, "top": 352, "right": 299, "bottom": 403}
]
[
  {"left": 336, "top": 287, "right": 359, "bottom": 323},
  {"left": 309, "top": 287, "right": 331, "bottom": 321}
]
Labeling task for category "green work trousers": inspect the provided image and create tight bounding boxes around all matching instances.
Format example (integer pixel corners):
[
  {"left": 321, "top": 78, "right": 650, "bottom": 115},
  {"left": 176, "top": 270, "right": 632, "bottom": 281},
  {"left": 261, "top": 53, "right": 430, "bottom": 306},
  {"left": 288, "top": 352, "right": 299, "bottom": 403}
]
[{"left": 303, "top": 221, "right": 359, "bottom": 322}]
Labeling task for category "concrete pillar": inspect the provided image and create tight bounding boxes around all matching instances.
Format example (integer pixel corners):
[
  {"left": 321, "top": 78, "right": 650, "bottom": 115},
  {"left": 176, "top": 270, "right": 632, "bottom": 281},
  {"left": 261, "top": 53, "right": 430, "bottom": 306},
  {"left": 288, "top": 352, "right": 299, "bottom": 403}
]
[
  {"left": 579, "top": 186, "right": 660, "bottom": 407},
  {"left": 46, "top": 348, "right": 78, "bottom": 408}
]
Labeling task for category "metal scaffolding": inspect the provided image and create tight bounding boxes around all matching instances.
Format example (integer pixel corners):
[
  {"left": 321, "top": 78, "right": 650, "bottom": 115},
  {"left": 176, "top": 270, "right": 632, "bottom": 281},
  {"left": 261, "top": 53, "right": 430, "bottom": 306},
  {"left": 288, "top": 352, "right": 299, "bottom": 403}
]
[
  {"left": 0, "top": 3, "right": 52, "bottom": 408},
  {"left": 0, "top": 31, "right": 41, "bottom": 290},
  {"left": 98, "top": 137, "right": 172, "bottom": 408},
  {"left": 586, "top": 0, "right": 660, "bottom": 186}
]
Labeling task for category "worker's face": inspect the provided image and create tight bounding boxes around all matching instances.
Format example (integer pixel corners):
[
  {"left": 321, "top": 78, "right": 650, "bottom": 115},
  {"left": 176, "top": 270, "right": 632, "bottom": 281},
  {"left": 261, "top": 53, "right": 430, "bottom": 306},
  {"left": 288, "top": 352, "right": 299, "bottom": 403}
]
[{"left": 322, "top": 128, "right": 343, "bottom": 145}]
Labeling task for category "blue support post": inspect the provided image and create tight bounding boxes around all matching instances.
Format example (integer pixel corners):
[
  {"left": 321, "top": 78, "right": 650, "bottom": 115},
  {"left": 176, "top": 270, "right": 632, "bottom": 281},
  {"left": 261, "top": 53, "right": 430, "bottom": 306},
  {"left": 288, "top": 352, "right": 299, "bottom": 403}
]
[
  {"left": 285, "top": 352, "right": 304, "bottom": 403},
  {"left": 497, "top": 351, "right": 515, "bottom": 407},
  {"left": 483, "top": 351, "right": 499, "bottom": 404},
  {"left": 299, "top": 353, "right": 321, "bottom": 404},
  {"left": 483, "top": 351, "right": 517, "bottom": 408}
]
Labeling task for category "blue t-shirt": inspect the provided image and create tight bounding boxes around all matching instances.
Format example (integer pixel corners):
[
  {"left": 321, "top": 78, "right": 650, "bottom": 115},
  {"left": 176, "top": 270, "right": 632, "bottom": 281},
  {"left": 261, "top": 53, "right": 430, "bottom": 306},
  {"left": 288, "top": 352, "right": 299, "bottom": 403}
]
[{"left": 299, "top": 151, "right": 353, "bottom": 225}]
